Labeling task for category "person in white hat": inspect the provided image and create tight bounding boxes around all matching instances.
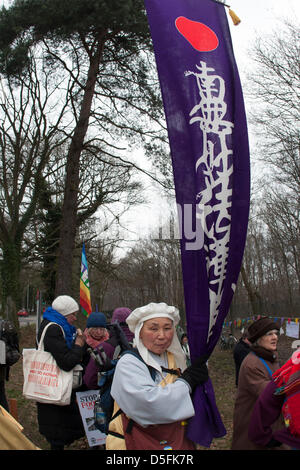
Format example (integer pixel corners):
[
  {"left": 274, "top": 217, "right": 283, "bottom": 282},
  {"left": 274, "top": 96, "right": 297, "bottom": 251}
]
[
  {"left": 36, "top": 295, "right": 87, "bottom": 450},
  {"left": 106, "top": 302, "right": 208, "bottom": 450}
]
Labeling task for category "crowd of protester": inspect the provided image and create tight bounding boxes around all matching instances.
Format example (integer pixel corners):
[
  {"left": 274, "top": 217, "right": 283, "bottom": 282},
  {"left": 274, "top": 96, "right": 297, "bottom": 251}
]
[{"left": 1, "top": 296, "right": 300, "bottom": 451}]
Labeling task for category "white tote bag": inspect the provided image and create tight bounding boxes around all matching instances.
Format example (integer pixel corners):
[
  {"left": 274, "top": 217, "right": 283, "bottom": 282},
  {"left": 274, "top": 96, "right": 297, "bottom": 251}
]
[{"left": 22, "top": 322, "right": 74, "bottom": 406}]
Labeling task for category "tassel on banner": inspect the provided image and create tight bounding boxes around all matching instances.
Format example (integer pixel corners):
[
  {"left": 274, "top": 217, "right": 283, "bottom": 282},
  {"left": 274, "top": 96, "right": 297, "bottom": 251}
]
[
  {"left": 228, "top": 8, "right": 241, "bottom": 26},
  {"left": 209, "top": 1, "right": 241, "bottom": 26}
]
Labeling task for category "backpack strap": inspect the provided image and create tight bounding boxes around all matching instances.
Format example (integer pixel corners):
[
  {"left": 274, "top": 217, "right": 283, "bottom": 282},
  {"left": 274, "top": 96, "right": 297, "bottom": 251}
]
[
  {"left": 259, "top": 358, "right": 273, "bottom": 378},
  {"left": 115, "top": 349, "right": 181, "bottom": 437},
  {"left": 121, "top": 348, "right": 157, "bottom": 380},
  {"left": 122, "top": 348, "right": 181, "bottom": 377},
  {"left": 107, "top": 348, "right": 157, "bottom": 439}
]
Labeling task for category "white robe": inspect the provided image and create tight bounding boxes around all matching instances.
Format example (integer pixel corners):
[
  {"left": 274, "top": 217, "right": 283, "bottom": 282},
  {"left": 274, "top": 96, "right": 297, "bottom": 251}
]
[{"left": 110, "top": 352, "right": 195, "bottom": 427}]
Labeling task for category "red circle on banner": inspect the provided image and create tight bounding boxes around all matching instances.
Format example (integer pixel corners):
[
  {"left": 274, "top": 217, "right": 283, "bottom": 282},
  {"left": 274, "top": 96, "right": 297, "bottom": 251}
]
[{"left": 175, "top": 16, "right": 219, "bottom": 52}]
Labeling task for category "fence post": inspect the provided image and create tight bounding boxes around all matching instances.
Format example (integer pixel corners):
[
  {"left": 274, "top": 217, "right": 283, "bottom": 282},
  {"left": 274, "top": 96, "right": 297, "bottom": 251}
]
[{"left": 8, "top": 398, "right": 18, "bottom": 421}]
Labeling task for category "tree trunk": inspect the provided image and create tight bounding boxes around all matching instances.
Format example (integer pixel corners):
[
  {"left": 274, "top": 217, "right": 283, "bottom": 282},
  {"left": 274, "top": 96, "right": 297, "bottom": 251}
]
[
  {"left": 240, "top": 264, "right": 261, "bottom": 317},
  {"left": 0, "top": 241, "right": 21, "bottom": 326},
  {"left": 55, "top": 42, "right": 104, "bottom": 296}
]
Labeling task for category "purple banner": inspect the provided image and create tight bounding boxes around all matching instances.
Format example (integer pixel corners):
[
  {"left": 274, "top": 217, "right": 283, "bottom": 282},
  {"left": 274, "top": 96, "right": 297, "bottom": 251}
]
[{"left": 144, "top": 0, "right": 250, "bottom": 446}]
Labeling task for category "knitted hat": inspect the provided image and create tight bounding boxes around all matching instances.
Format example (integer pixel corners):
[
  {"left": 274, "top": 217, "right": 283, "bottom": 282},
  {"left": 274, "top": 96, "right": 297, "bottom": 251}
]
[
  {"left": 52, "top": 295, "right": 79, "bottom": 316},
  {"left": 248, "top": 317, "right": 280, "bottom": 344},
  {"left": 112, "top": 307, "right": 132, "bottom": 323},
  {"left": 111, "top": 307, "right": 134, "bottom": 343},
  {"left": 126, "top": 302, "right": 186, "bottom": 374},
  {"left": 86, "top": 312, "right": 107, "bottom": 328}
]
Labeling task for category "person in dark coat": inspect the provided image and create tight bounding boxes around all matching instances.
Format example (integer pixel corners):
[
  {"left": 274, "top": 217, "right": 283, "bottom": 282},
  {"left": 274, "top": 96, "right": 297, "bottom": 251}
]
[
  {"left": 36, "top": 295, "right": 88, "bottom": 450},
  {"left": 231, "top": 317, "right": 282, "bottom": 450},
  {"left": 0, "top": 320, "right": 20, "bottom": 412},
  {"left": 233, "top": 330, "right": 251, "bottom": 386},
  {"left": 180, "top": 333, "right": 191, "bottom": 367}
]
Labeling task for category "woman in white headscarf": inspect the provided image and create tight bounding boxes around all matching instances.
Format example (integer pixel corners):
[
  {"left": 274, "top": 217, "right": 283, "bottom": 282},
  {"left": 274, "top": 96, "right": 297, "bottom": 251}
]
[{"left": 105, "top": 302, "right": 208, "bottom": 450}]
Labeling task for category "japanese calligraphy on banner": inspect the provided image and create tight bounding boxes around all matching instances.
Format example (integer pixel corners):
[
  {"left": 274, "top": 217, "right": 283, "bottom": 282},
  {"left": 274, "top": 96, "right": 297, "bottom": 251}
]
[{"left": 144, "top": 0, "right": 250, "bottom": 446}]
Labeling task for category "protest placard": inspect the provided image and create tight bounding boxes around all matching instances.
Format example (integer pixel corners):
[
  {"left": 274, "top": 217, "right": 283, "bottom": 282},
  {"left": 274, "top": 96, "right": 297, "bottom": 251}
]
[
  {"left": 76, "top": 390, "right": 106, "bottom": 447},
  {"left": 286, "top": 321, "right": 300, "bottom": 339}
]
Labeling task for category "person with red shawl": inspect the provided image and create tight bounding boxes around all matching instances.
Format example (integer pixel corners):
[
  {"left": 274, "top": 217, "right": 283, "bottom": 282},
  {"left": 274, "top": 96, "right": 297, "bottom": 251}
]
[{"left": 83, "top": 312, "right": 111, "bottom": 389}]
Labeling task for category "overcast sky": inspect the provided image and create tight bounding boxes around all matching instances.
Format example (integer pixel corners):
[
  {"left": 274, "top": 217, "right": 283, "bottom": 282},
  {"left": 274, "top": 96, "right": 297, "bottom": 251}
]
[{"left": 228, "top": 0, "right": 299, "bottom": 75}]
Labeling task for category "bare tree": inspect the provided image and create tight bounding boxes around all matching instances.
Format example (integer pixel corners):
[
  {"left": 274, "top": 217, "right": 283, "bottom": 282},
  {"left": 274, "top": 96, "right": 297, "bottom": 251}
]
[
  {"left": 0, "top": 58, "right": 70, "bottom": 319},
  {"left": 101, "top": 226, "right": 185, "bottom": 321},
  {"left": 240, "top": 19, "right": 300, "bottom": 317}
]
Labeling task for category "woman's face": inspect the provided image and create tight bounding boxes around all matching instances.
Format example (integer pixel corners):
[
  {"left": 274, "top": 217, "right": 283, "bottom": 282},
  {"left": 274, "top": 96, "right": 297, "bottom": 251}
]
[
  {"left": 89, "top": 327, "right": 106, "bottom": 338},
  {"left": 66, "top": 311, "right": 78, "bottom": 325},
  {"left": 257, "top": 329, "right": 279, "bottom": 352},
  {"left": 140, "top": 317, "right": 174, "bottom": 355}
]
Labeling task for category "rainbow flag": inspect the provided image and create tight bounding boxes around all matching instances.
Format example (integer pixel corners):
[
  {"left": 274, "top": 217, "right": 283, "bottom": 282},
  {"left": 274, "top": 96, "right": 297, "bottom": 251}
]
[{"left": 80, "top": 243, "right": 92, "bottom": 317}]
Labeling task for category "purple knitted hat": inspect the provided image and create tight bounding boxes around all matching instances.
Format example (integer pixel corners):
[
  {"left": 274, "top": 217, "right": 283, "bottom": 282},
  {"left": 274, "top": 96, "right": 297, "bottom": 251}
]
[
  {"left": 112, "top": 307, "right": 133, "bottom": 342},
  {"left": 112, "top": 307, "right": 132, "bottom": 323}
]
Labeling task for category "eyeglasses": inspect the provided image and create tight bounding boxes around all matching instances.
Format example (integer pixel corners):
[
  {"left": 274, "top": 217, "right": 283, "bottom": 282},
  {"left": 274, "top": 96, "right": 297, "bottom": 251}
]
[{"left": 264, "top": 330, "right": 279, "bottom": 337}]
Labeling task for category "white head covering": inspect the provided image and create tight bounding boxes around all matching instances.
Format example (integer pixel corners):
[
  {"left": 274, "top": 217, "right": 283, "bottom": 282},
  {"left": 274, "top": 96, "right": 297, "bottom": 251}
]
[
  {"left": 52, "top": 295, "right": 79, "bottom": 316},
  {"left": 126, "top": 302, "right": 187, "bottom": 374}
]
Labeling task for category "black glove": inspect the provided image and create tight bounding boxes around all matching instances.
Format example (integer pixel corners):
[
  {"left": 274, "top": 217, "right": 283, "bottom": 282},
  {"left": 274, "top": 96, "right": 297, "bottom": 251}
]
[{"left": 180, "top": 355, "right": 209, "bottom": 392}]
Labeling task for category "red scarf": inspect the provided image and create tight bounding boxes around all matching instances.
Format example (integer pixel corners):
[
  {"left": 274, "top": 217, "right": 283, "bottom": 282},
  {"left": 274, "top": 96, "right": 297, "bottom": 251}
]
[{"left": 84, "top": 327, "right": 109, "bottom": 349}]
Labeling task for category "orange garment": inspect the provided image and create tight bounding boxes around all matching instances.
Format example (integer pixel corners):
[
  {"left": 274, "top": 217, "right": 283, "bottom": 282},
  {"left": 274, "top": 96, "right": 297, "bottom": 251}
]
[{"left": 0, "top": 406, "right": 40, "bottom": 450}]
